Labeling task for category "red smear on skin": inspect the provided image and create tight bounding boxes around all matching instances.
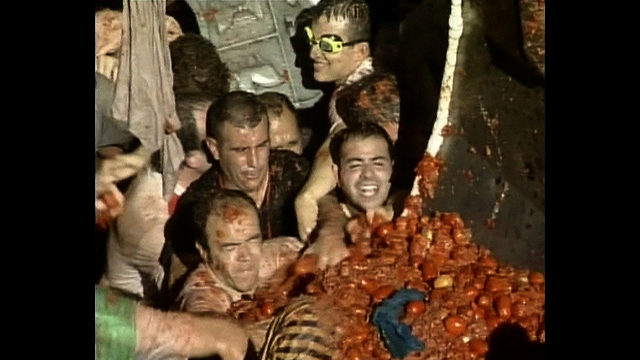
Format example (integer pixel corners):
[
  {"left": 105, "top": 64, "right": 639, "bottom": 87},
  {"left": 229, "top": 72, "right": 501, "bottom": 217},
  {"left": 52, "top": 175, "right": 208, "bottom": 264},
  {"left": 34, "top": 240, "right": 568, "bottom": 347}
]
[{"left": 222, "top": 205, "right": 244, "bottom": 223}]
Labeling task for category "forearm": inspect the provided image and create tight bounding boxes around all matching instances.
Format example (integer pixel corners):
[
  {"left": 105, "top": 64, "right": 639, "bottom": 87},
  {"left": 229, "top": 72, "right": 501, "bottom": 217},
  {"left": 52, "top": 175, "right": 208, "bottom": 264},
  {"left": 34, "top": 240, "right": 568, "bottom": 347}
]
[
  {"left": 97, "top": 145, "right": 154, "bottom": 192},
  {"left": 297, "top": 122, "right": 346, "bottom": 202},
  {"left": 136, "top": 305, "right": 249, "bottom": 360},
  {"left": 304, "top": 195, "right": 350, "bottom": 269}
]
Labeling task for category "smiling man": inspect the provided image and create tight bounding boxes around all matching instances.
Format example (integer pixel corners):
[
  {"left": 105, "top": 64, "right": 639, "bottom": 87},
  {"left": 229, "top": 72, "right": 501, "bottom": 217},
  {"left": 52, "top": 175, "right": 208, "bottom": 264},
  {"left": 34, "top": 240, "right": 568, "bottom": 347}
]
[
  {"left": 305, "top": 122, "right": 395, "bottom": 269},
  {"left": 295, "top": 0, "right": 400, "bottom": 241},
  {"left": 161, "top": 91, "right": 309, "bottom": 305},
  {"left": 333, "top": 125, "right": 394, "bottom": 212}
]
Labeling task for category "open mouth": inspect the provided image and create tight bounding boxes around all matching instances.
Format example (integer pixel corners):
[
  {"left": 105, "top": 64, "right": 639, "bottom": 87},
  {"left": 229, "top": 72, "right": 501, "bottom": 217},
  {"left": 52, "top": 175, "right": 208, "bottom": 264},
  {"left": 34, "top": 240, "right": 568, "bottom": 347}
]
[
  {"left": 358, "top": 184, "right": 380, "bottom": 198},
  {"left": 235, "top": 268, "right": 255, "bottom": 276}
]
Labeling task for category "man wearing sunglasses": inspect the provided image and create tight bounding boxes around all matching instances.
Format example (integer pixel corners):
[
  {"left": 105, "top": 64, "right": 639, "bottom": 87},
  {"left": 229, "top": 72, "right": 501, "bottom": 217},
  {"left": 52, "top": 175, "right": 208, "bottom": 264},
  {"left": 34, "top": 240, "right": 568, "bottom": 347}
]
[{"left": 295, "top": 0, "right": 400, "bottom": 242}]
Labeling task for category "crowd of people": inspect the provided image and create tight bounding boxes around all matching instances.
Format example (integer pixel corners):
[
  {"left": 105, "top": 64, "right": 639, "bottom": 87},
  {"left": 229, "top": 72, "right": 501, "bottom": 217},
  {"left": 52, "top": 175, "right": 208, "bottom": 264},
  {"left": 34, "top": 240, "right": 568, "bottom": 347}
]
[{"left": 95, "top": 1, "right": 410, "bottom": 359}]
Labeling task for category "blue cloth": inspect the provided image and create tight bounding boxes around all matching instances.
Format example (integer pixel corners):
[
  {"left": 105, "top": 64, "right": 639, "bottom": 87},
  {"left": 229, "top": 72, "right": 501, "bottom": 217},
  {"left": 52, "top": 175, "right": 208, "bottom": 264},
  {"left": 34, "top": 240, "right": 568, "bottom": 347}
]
[{"left": 372, "top": 288, "right": 426, "bottom": 359}]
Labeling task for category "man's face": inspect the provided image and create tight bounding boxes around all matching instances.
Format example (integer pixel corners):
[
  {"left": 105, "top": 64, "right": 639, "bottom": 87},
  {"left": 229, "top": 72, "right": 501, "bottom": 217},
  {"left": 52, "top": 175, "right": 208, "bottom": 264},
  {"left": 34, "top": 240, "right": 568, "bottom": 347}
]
[
  {"left": 207, "top": 118, "right": 270, "bottom": 194},
  {"left": 268, "top": 107, "right": 303, "bottom": 155},
  {"left": 206, "top": 204, "right": 263, "bottom": 293},
  {"left": 309, "top": 16, "right": 368, "bottom": 84},
  {"left": 336, "top": 136, "right": 393, "bottom": 211}
]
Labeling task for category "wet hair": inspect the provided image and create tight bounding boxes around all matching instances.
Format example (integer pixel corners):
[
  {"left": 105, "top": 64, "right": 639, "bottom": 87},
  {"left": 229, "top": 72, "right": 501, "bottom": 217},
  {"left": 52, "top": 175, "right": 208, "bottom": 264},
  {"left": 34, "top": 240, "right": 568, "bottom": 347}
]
[
  {"left": 312, "top": 0, "right": 371, "bottom": 42},
  {"left": 329, "top": 122, "right": 395, "bottom": 166},
  {"left": 295, "top": 6, "right": 315, "bottom": 28},
  {"left": 258, "top": 92, "right": 298, "bottom": 120},
  {"left": 335, "top": 72, "right": 400, "bottom": 127},
  {"left": 191, "top": 189, "right": 260, "bottom": 260},
  {"left": 206, "top": 91, "right": 269, "bottom": 142},
  {"left": 170, "top": 33, "right": 230, "bottom": 99},
  {"left": 174, "top": 94, "right": 212, "bottom": 153}
]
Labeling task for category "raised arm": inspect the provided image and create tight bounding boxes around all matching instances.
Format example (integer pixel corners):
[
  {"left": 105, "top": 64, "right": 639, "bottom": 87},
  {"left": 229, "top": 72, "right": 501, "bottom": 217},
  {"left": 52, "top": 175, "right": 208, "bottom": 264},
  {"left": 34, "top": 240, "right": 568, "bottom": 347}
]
[{"left": 295, "top": 122, "right": 346, "bottom": 241}]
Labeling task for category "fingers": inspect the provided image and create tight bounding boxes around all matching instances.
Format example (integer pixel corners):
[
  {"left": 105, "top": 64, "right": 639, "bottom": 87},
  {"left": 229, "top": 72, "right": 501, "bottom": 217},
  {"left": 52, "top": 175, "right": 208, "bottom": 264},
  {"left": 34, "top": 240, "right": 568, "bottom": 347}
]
[
  {"left": 316, "top": 256, "right": 328, "bottom": 271},
  {"left": 99, "top": 184, "right": 125, "bottom": 218},
  {"left": 327, "top": 246, "right": 350, "bottom": 268},
  {"left": 98, "top": 151, "right": 149, "bottom": 188},
  {"left": 95, "top": 184, "right": 124, "bottom": 228},
  {"left": 365, "top": 206, "right": 394, "bottom": 223},
  {"left": 96, "top": 55, "right": 119, "bottom": 81}
]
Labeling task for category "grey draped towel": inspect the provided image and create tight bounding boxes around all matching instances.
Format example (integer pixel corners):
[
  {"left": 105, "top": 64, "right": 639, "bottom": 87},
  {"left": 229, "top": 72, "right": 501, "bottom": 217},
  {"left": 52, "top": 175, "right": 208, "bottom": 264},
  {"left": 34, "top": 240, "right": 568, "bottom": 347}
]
[{"left": 112, "top": 0, "right": 184, "bottom": 198}]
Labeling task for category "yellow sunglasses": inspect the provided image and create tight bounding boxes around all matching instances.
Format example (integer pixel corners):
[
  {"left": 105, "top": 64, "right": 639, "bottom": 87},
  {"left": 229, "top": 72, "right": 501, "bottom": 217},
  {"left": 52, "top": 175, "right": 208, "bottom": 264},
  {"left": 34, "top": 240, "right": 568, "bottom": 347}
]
[{"left": 304, "top": 26, "right": 368, "bottom": 54}]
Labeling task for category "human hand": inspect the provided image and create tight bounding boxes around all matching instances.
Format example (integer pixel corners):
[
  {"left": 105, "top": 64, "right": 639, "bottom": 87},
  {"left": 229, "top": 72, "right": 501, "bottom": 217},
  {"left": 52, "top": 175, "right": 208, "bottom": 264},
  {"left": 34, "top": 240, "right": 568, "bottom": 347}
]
[
  {"left": 135, "top": 305, "right": 253, "bottom": 360},
  {"left": 295, "top": 193, "right": 318, "bottom": 242},
  {"left": 97, "top": 146, "right": 152, "bottom": 193},
  {"left": 213, "top": 321, "right": 253, "bottom": 360},
  {"left": 96, "top": 55, "right": 119, "bottom": 82},
  {"left": 165, "top": 15, "right": 183, "bottom": 43},
  {"left": 97, "top": 146, "right": 124, "bottom": 160},
  {"left": 365, "top": 204, "right": 394, "bottom": 224},
  {"left": 304, "top": 239, "right": 349, "bottom": 270},
  {"left": 95, "top": 184, "right": 125, "bottom": 229}
]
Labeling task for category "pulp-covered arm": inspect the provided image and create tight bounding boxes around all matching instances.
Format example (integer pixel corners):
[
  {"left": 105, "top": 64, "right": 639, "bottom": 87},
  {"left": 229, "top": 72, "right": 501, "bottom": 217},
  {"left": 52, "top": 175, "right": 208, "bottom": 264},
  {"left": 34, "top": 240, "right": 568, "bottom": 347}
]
[
  {"left": 95, "top": 286, "right": 252, "bottom": 360},
  {"left": 136, "top": 304, "right": 251, "bottom": 360},
  {"left": 304, "top": 194, "right": 350, "bottom": 270},
  {"left": 295, "top": 122, "right": 346, "bottom": 241}
]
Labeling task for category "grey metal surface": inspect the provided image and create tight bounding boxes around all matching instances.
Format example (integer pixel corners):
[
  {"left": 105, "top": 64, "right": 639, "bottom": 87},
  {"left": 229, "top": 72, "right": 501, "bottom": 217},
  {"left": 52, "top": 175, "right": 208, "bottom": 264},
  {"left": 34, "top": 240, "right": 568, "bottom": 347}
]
[
  {"left": 424, "top": 0, "right": 545, "bottom": 273},
  {"left": 185, "top": 0, "right": 323, "bottom": 108}
]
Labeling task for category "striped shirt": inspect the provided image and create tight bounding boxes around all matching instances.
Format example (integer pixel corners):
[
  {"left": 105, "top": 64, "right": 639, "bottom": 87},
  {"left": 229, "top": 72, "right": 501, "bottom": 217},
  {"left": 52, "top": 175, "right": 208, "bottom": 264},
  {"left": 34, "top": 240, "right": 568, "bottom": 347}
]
[{"left": 260, "top": 298, "right": 336, "bottom": 360}]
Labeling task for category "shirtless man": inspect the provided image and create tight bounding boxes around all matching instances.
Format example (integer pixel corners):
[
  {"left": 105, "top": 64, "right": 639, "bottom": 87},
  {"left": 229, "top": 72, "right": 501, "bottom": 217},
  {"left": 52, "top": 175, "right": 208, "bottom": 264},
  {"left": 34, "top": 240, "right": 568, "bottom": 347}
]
[
  {"left": 305, "top": 122, "right": 395, "bottom": 269},
  {"left": 294, "top": 0, "right": 400, "bottom": 241}
]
